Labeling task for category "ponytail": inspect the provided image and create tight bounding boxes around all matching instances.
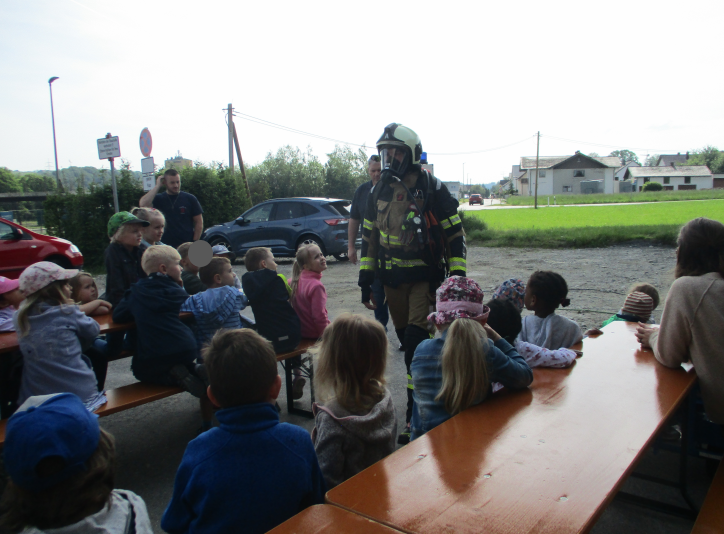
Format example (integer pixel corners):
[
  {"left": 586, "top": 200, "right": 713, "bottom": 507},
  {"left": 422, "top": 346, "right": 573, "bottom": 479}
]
[
  {"left": 290, "top": 244, "right": 315, "bottom": 307},
  {"left": 436, "top": 319, "right": 489, "bottom": 415}
]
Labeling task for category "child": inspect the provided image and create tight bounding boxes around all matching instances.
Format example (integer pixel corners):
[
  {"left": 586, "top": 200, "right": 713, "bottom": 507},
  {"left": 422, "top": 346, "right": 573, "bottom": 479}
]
[
  {"left": 161, "top": 329, "right": 326, "bottom": 534},
  {"left": 212, "top": 244, "right": 242, "bottom": 290},
  {"left": 178, "top": 242, "right": 207, "bottom": 296},
  {"left": 112, "top": 245, "right": 213, "bottom": 429},
  {"left": 487, "top": 298, "right": 578, "bottom": 372},
  {"left": 0, "top": 276, "right": 24, "bottom": 332},
  {"left": 587, "top": 290, "right": 656, "bottom": 336},
  {"left": 290, "top": 243, "right": 330, "bottom": 339},
  {"left": 492, "top": 278, "right": 526, "bottom": 312},
  {"left": 0, "top": 392, "right": 152, "bottom": 534},
  {"left": 69, "top": 272, "right": 112, "bottom": 316},
  {"left": 181, "top": 257, "right": 248, "bottom": 349},
  {"left": 519, "top": 271, "right": 582, "bottom": 349},
  {"left": 312, "top": 314, "right": 396, "bottom": 489},
  {"left": 13, "top": 262, "right": 104, "bottom": 409},
  {"left": 68, "top": 272, "right": 113, "bottom": 390},
  {"left": 410, "top": 276, "right": 532, "bottom": 441},
  {"left": 242, "top": 247, "right": 301, "bottom": 353},
  {"left": 131, "top": 206, "right": 166, "bottom": 247},
  {"left": 104, "top": 211, "right": 149, "bottom": 308}
]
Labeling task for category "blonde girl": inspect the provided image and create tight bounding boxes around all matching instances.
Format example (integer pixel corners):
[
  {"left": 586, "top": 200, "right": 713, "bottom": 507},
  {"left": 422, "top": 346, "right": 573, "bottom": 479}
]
[
  {"left": 312, "top": 314, "right": 396, "bottom": 489},
  {"left": 14, "top": 262, "right": 103, "bottom": 408},
  {"left": 290, "top": 244, "right": 330, "bottom": 339},
  {"left": 131, "top": 206, "right": 166, "bottom": 247},
  {"left": 410, "top": 276, "right": 533, "bottom": 441}
]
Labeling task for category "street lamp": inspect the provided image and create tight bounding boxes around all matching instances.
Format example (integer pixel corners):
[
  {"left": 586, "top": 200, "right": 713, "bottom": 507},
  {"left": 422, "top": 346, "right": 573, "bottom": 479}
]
[{"left": 48, "top": 77, "right": 62, "bottom": 191}]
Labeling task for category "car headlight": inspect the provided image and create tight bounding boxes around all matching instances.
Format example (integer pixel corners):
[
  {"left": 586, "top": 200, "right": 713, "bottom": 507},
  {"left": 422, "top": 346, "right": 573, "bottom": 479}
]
[{"left": 69, "top": 245, "right": 80, "bottom": 254}]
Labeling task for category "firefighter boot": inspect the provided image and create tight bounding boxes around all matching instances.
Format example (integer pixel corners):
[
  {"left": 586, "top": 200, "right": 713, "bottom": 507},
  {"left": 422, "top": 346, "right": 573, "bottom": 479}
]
[{"left": 397, "top": 325, "right": 431, "bottom": 445}]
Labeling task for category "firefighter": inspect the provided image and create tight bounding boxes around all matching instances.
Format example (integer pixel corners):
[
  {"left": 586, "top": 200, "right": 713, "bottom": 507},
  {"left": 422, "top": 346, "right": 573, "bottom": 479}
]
[{"left": 359, "top": 123, "right": 466, "bottom": 443}]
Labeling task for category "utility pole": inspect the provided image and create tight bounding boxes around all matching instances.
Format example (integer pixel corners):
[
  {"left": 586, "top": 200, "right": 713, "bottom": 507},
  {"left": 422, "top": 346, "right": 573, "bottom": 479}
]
[
  {"left": 534, "top": 131, "right": 540, "bottom": 209},
  {"left": 48, "top": 77, "right": 63, "bottom": 192},
  {"left": 228, "top": 103, "right": 234, "bottom": 172},
  {"left": 232, "top": 123, "right": 253, "bottom": 206},
  {"left": 106, "top": 133, "right": 119, "bottom": 213}
]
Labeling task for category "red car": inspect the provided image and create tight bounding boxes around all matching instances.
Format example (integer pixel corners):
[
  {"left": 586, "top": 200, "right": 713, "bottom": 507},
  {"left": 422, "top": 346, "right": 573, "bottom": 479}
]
[
  {"left": 0, "top": 217, "right": 84, "bottom": 279},
  {"left": 469, "top": 194, "right": 483, "bottom": 205}
]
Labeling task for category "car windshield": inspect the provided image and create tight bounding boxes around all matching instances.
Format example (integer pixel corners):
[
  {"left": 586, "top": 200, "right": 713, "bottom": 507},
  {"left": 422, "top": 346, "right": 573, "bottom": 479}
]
[{"left": 323, "top": 202, "right": 351, "bottom": 217}]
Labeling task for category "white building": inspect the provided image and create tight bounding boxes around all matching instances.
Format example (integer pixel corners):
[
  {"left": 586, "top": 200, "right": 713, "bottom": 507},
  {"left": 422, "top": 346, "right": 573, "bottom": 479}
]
[
  {"left": 624, "top": 166, "right": 713, "bottom": 191},
  {"left": 443, "top": 181, "right": 462, "bottom": 199},
  {"left": 515, "top": 152, "right": 621, "bottom": 195}
]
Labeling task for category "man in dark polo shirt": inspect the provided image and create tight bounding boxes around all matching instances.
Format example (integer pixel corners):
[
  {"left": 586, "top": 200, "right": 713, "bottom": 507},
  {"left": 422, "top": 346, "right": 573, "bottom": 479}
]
[
  {"left": 348, "top": 155, "right": 391, "bottom": 334},
  {"left": 139, "top": 169, "right": 203, "bottom": 248}
]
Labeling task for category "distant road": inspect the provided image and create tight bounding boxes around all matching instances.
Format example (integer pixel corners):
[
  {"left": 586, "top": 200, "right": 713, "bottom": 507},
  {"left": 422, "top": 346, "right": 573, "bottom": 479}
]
[{"left": 459, "top": 198, "right": 724, "bottom": 211}]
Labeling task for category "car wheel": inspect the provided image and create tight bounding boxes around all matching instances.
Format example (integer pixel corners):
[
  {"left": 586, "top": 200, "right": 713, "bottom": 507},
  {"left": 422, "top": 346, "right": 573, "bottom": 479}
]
[
  {"left": 297, "top": 235, "right": 325, "bottom": 256},
  {"left": 46, "top": 255, "right": 72, "bottom": 269}
]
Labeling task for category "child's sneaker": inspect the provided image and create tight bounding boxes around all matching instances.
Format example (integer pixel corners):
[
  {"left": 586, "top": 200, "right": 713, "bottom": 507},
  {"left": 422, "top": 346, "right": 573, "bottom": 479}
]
[
  {"left": 292, "top": 377, "right": 306, "bottom": 400},
  {"left": 170, "top": 365, "right": 208, "bottom": 399}
]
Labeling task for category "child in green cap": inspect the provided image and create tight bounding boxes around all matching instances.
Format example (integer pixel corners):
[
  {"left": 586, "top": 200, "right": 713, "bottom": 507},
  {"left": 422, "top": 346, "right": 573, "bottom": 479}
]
[{"left": 104, "top": 211, "right": 149, "bottom": 358}]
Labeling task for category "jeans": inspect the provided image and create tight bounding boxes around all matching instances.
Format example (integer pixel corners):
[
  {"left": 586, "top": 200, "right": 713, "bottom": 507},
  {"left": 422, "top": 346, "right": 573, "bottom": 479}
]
[{"left": 371, "top": 277, "right": 388, "bottom": 331}]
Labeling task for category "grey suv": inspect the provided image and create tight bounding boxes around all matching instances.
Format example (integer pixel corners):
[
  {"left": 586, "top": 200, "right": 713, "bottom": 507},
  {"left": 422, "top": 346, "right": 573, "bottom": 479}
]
[{"left": 202, "top": 197, "right": 354, "bottom": 261}]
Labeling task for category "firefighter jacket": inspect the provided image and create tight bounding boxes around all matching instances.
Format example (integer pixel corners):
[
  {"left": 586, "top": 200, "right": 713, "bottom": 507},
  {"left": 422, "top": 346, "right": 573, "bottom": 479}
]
[{"left": 358, "top": 170, "right": 466, "bottom": 301}]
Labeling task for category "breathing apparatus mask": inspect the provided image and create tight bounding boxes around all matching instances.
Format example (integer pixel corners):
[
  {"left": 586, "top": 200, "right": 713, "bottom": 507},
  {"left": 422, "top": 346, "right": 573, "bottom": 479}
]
[{"left": 379, "top": 145, "right": 412, "bottom": 182}]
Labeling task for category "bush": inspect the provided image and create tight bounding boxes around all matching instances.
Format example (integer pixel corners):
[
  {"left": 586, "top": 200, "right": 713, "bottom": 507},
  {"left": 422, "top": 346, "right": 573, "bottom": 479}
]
[
  {"left": 458, "top": 210, "right": 487, "bottom": 232},
  {"left": 642, "top": 182, "right": 663, "bottom": 192}
]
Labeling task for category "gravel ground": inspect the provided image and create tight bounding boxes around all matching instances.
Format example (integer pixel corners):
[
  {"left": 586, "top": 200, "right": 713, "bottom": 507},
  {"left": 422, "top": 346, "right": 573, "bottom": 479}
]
[{"left": 93, "top": 243, "right": 712, "bottom": 534}]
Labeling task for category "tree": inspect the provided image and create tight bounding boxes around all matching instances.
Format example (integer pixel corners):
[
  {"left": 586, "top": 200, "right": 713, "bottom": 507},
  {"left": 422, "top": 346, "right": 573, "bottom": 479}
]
[
  {"left": 588, "top": 152, "right": 600, "bottom": 157},
  {"left": 609, "top": 150, "right": 640, "bottom": 165},
  {"left": 0, "top": 167, "right": 22, "bottom": 193},
  {"left": 682, "top": 146, "right": 724, "bottom": 174},
  {"left": 324, "top": 145, "right": 368, "bottom": 201},
  {"left": 644, "top": 154, "right": 659, "bottom": 167},
  {"left": 246, "top": 146, "right": 326, "bottom": 202},
  {"left": 20, "top": 173, "right": 57, "bottom": 193},
  {"left": 470, "top": 184, "right": 486, "bottom": 195}
]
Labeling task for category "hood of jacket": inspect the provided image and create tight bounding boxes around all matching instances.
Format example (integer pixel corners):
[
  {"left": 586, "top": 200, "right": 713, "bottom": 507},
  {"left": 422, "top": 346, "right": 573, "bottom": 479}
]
[
  {"left": 241, "top": 269, "right": 279, "bottom": 304},
  {"left": 183, "top": 285, "right": 241, "bottom": 327},
  {"left": 130, "top": 273, "right": 189, "bottom": 314},
  {"left": 313, "top": 387, "right": 396, "bottom": 444}
]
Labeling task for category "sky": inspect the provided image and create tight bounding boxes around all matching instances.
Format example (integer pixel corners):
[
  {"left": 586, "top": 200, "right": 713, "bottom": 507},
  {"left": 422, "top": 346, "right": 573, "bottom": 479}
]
[{"left": 2, "top": 0, "right": 723, "bottom": 186}]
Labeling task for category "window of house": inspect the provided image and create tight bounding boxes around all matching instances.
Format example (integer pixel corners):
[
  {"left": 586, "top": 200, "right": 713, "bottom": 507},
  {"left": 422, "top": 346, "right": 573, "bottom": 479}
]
[
  {"left": 539, "top": 170, "right": 546, "bottom": 178},
  {"left": 643, "top": 178, "right": 650, "bottom": 183},
  {"left": 664, "top": 177, "right": 670, "bottom": 184},
  {"left": 563, "top": 186, "right": 572, "bottom": 192},
  {"left": 685, "top": 176, "right": 691, "bottom": 184},
  {"left": 573, "top": 170, "right": 585, "bottom": 178}
]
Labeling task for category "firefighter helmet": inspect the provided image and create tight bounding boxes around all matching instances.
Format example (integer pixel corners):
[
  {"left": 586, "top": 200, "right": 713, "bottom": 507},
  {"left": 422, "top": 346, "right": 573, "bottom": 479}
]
[{"left": 376, "top": 123, "right": 423, "bottom": 179}]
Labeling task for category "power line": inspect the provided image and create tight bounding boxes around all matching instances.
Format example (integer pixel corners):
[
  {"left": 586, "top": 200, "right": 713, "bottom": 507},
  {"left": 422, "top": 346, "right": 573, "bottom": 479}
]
[
  {"left": 542, "top": 134, "right": 679, "bottom": 153},
  {"left": 427, "top": 135, "right": 537, "bottom": 156}
]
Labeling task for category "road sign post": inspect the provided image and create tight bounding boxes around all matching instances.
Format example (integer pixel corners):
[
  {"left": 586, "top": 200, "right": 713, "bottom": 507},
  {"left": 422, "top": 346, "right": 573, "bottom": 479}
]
[
  {"left": 97, "top": 134, "right": 121, "bottom": 213},
  {"left": 139, "top": 128, "right": 154, "bottom": 191}
]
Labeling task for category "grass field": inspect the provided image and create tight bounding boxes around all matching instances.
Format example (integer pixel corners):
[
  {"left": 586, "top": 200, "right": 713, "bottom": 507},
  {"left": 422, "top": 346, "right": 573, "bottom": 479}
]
[
  {"left": 504, "top": 189, "right": 724, "bottom": 206},
  {"left": 461, "top": 199, "right": 724, "bottom": 248}
]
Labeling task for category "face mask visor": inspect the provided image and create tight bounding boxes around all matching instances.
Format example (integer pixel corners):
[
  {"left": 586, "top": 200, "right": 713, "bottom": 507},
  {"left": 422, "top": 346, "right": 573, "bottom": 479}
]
[{"left": 379, "top": 145, "right": 411, "bottom": 179}]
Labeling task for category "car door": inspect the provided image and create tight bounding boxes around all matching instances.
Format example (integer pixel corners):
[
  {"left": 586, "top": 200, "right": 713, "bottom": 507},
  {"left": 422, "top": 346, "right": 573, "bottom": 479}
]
[
  {"left": 266, "top": 201, "right": 306, "bottom": 255},
  {"left": 0, "top": 221, "right": 30, "bottom": 278},
  {"left": 229, "top": 203, "right": 274, "bottom": 253}
]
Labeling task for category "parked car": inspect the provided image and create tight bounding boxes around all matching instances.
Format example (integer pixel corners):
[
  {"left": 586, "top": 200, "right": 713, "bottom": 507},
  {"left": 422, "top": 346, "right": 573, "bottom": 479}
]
[
  {"left": 202, "top": 198, "right": 356, "bottom": 261},
  {"left": 469, "top": 194, "right": 483, "bottom": 205},
  {"left": 0, "top": 217, "right": 84, "bottom": 279}
]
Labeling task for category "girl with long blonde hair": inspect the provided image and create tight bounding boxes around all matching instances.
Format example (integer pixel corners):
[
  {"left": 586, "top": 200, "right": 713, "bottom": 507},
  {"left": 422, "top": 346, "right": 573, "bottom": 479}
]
[
  {"left": 312, "top": 314, "right": 396, "bottom": 489},
  {"left": 410, "top": 276, "right": 533, "bottom": 440}
]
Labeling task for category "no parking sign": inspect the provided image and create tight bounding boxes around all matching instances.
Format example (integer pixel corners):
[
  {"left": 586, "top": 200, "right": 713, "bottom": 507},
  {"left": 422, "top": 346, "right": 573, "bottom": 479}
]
[{"left": 139, "top": 128, "right": 152, "bottom": 157}]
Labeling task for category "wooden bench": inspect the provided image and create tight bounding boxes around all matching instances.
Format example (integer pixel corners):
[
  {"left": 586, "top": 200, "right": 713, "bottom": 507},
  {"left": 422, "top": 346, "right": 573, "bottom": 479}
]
[
  {"left": 692, "top": 458, "right": 724, "bottom": 533},
  {"left": 0, "top": 381, "right": 183, "bottom": 445},
  {"left": 267, "top": 504, "right": 401, "bottom": 533},
  {"left": 276, "top": 339, "right": 318, "bottom": 418}
]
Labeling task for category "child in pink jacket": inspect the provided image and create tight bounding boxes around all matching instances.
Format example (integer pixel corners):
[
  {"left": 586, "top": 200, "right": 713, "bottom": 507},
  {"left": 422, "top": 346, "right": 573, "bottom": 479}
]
[{"left": 290, "top": 244, "right": 330, "bottom": 339}]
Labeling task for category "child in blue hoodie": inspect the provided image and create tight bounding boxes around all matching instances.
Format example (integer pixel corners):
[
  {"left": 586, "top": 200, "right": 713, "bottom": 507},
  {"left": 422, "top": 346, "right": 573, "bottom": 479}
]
[
  {"left": 113, "top": 245, "right": 213, "bottom": 429},
  {"left": 162, "top": 329, "right": 326, "bottom": 534},
  {"left": 181, "top": 257, "right": 248, "bottom": 349}
]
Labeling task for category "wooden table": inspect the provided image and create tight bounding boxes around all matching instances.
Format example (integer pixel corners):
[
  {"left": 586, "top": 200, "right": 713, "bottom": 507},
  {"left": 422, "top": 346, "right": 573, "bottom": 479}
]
[
  {"left": 0, "top": 312, "right": 189, "bottom": 354},
  {"left": 267, "top": 505, "right": 402, "bottom": 533},
  {"left": 326, "top": 321, "right": 697, "bottom": 534}
]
